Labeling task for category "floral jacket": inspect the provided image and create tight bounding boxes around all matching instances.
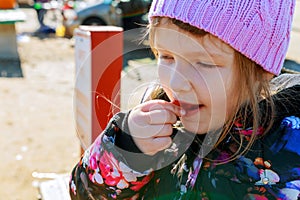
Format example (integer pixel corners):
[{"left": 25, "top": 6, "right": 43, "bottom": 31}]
[{"left": 69, "top": 79, "right": 300, "bottom": 200}]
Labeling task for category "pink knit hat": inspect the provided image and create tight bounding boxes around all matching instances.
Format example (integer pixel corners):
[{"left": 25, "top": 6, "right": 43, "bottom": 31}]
[{"left": 148, "top": 0, "right": 296, "bottom": 75}]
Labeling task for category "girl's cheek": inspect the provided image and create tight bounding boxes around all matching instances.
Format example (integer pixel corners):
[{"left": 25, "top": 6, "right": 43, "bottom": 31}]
[{"left": 158, "top": 65, "right": 171, "bottom": 83}]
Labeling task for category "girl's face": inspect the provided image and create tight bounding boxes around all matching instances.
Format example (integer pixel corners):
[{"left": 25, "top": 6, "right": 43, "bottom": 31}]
[{"left": 153, "top": 18, "right": 237, "bottom": 134}]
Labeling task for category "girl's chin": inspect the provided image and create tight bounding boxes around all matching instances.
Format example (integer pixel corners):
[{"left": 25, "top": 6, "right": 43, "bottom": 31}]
[
  {"left": 181, "top": 117, "right": 225, "bottom": 135},
  {"left": 180, "top": 119, "right": 208, "bottom": 134}
]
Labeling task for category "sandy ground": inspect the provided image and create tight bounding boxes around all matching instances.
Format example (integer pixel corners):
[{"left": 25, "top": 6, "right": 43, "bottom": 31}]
[
  {"left": 0, "top": 8, "right": 80, "bottom": 199},
  {"left": 0, "top": 4, "right": 299, "bottom": 200},
  {"left": 0, "top": 8, "right": 157, "bottom": 200}
]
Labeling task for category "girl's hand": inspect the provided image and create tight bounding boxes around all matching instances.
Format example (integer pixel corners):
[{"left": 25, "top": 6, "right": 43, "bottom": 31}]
[{"left": 128, "top": 100, "right": 183, "bottom": 155}]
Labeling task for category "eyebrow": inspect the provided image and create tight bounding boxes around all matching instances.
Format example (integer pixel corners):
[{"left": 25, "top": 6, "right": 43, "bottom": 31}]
[
  {"left": 153, "top": 28, "right": 234, "bottom": 62},
  {"left": 154, "top": 45, "right": 226, "bottom": 61}
]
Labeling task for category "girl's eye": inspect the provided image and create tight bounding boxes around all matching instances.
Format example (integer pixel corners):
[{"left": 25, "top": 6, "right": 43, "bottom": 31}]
[
  {"left": 158, "top": 54, "right": 174, "bottom": 64},
  {"left": 159, "top": 55, "right": 174, "bottom": 60},
  {"left": 196, "top": 62, "right": 218, "bottom": 68}
]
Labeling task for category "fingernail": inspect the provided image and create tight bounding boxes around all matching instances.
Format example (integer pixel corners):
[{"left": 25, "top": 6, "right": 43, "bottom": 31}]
[{"left": 180, "top": 109, "right": 186, "bottom": 116}]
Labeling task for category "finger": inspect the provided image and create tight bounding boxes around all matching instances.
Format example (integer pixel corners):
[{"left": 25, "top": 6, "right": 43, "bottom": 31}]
[
  {"left": 132, "top": 124, "right": 173, "bottom": 139},
  {"left": 143, "top": 137, "right": 172, "bottom": 155},
  {"left": 153, "top": 136, "right": 172, "bottom": 148},
  {"left": 141, "top": 100, "right": 183, "bottom": 117},
  {"left": 153, "top": 124, "right": 173, "bottom": 137},
  {"left": 144, "top": 109, "right": 177, "bottom": 125}
]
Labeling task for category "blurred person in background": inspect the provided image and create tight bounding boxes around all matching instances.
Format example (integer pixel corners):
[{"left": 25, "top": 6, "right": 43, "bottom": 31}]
[{"left": 33, "top": 0, "right": 55, "bottom": 33}]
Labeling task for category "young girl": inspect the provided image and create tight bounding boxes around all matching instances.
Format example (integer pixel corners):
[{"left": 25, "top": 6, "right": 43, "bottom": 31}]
[{"left": 69, "top": 0, "right": 300, "bottom": 199}]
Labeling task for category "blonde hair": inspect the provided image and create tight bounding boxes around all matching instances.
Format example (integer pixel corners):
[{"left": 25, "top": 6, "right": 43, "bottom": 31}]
[{"left": 147, "top": 17, "right": 275, "bottom": 163}]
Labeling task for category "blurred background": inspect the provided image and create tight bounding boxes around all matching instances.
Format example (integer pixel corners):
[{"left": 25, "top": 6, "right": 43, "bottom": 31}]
[
  {"left": 17, "top": 0, "right": 152, "bottom": 36},
  {"left": 0, "top": 0, "right": 156, "bottom": 199},
  {"left": 0, "top": 0, "right": 299, "bottom": 199}
]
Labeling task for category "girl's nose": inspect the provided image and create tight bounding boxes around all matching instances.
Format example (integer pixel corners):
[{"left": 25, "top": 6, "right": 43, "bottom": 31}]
[{"left": 169, "top": 63, "right": 192, "bottom": 92}]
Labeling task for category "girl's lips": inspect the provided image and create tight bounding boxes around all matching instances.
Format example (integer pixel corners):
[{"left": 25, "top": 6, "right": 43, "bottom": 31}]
[{"left": 172, "top": 100, "right": 203, "bottom": 116}]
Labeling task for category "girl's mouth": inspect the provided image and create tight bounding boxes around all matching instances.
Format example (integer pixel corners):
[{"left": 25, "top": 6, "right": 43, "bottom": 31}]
[{"left": 172, "top": 100, "right": 203, "bottom": 116}]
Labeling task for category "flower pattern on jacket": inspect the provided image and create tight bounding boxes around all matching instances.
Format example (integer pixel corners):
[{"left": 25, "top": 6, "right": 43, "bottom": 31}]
[
  {"left": 76, "top": 132, "right": 154, "bottom": 199},
  {"left": 70, "top": 115, "right": 300, "bottom": 200}
]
